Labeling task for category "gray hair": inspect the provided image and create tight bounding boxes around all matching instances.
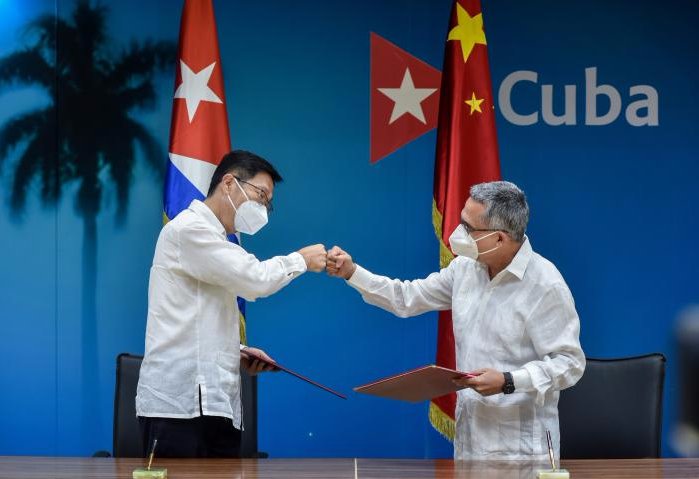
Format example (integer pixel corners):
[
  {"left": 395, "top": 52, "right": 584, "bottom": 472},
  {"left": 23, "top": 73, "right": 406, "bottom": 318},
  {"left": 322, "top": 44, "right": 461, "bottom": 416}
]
[{"left": 469, "top": 181, "right": 529, "bottom": 242}]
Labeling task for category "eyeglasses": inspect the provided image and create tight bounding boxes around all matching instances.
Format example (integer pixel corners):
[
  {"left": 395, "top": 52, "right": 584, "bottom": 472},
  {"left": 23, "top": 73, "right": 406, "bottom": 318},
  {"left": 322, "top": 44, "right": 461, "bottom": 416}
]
[
  {"left": 235, "top": 177, "right": 273, "bottom": 212},
  {"left": 460, "top": 219, "right": 503, "bottom": 235}
]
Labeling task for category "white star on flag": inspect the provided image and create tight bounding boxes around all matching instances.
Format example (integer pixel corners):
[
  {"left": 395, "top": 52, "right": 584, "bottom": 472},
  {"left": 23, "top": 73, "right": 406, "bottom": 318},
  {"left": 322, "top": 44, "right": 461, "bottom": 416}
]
[
  {"left": 174, "top": 60, "right": 223, "bottom": 123},
  {"left": 378, "top": 67, "right": 437, "bottom": 124}
]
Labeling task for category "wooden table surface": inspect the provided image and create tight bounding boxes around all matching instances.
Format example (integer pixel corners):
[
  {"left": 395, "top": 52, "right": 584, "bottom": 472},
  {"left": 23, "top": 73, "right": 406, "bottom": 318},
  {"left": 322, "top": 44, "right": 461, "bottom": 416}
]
[{"left": 0, "top": 457, "right": 698, "bottom": 479}]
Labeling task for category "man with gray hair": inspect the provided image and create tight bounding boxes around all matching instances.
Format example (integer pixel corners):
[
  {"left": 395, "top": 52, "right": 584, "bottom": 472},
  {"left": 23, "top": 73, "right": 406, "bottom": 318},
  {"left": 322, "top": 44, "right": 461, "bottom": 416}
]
[{"left": 326, "top": 180, "right": 585, "bottom": 461}]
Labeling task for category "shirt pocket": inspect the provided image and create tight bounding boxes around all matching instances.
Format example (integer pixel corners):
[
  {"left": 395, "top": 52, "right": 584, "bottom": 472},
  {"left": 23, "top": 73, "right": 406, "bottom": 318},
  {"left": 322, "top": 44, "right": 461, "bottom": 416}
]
[
  {"left": 487, "top": 307, "right": 527, "bottom": 362},
  {"left": 216, "top": 351, "right": 240, "bottom": 398},
  {"left": 469, "top": 395, "right": 524, "bottom": 456}
]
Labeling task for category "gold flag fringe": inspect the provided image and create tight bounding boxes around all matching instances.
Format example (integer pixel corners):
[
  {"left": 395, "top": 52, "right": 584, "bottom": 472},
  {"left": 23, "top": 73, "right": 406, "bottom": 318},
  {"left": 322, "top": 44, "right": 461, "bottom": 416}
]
[
  {"left": 239, "top": 311, "right": 247, "bottom": 345},
  {"left": 432, "top": 200, "right": 455, "bottom": 269},
  {"left": 429, "top": 401, "right": 455, "bottom": 442},
  {"left": 430, "top": 199, "right": 457, "bottom": 441}
]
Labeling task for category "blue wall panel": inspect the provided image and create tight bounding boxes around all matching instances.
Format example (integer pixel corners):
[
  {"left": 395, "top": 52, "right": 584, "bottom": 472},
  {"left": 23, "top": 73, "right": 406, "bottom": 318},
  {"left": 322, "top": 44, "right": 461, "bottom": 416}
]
[{"left": 0, "top": 0, "right": 696, "bottom": 458}]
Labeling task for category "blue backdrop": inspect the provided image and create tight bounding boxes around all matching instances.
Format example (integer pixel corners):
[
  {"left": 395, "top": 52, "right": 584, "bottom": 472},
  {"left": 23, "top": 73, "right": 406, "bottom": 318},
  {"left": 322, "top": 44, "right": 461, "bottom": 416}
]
[{"left": 0, "top": 0, "right": 697, "bottom": 458}]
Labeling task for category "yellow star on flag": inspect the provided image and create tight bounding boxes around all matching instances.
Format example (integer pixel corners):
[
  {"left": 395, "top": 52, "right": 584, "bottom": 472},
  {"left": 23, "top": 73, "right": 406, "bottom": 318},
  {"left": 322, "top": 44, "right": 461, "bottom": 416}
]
[
  {"left": 447, "top": 3, "right": 487, "bottom": 63},
  {"left": 465, "top": 92, "right": 485, "bottom": 115}
]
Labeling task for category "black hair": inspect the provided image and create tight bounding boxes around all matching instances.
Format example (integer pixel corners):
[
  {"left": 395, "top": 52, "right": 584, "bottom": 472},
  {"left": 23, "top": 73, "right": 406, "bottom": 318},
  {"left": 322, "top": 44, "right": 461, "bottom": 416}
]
[{"left": 207, "top": 150, "right": 283, "bottom": 197}]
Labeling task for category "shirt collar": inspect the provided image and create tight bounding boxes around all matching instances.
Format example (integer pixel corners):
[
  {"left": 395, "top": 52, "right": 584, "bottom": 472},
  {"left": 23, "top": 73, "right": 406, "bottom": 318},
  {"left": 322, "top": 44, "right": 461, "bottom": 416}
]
[
  {"left": 505, "top": 235, "right": 532, "bottom": 281},
  {"left": 188, "top": 199, "right": 227, "bottom": 237}
]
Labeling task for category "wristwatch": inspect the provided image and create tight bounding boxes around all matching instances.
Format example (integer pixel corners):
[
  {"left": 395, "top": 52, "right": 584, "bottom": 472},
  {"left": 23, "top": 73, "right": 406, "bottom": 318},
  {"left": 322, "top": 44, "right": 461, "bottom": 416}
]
[{"left": 502, "top": 371, "right": 515, "bottom": 394}]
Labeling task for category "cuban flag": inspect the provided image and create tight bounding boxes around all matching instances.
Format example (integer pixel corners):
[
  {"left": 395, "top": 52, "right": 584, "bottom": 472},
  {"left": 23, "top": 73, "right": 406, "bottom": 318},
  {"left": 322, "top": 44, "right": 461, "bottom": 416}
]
[{"left": 164, "top": 0, "right": 247, "bottom": 340}]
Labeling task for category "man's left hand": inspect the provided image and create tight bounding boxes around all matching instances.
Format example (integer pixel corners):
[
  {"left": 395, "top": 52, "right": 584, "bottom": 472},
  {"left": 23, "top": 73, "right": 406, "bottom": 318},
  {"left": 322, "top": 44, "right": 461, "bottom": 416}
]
[
  {"left": 240, "top": 347, "right": 279, "bottom": 376},
  {"left": 452, "top": 368, "right": 506, "bottom": 396}
]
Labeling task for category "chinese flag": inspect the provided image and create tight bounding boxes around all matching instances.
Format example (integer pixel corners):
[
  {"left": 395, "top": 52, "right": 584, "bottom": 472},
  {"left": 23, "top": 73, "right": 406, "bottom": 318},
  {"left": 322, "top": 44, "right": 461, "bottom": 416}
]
[{"left": 430, "top": 0, "right": 501, "bottom": 440}]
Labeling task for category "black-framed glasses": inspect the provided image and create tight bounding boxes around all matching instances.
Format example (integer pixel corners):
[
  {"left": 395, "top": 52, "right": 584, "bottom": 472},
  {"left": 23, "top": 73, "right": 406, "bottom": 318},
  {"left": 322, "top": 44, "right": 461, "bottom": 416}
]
[{"left": 235, "top": 177, "right": 273, "bottom": 212}]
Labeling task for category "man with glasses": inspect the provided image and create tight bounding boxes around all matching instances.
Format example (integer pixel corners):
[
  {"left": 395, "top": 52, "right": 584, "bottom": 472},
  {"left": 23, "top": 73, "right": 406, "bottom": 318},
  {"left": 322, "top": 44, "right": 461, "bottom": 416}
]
[
  {"left": 326, "top": 181, "right": 584, "bottom": 461},
  {"left": 137, "top": 150, "right": 327, "bottom": 458}
]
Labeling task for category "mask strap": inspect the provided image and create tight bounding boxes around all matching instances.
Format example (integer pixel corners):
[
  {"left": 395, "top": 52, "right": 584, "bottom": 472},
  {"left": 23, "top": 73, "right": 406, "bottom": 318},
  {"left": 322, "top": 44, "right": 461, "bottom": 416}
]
[
  {"left": 478, "top": 244, "right": 501, "bottom": 256},
  {"left": 475, "top": 231, "right": 500, "bottom": 256},
  {"left": 226, "top": 193, "right": 239, "bottom": 212},
  {"left": 473, "top": 230, "right": 498, "bottom": 242},
  {"left": 234, "top": 177, "right": 251, "bottom": 201},
  {"left": 227, "top": 178, "right": 251, "bottom": 212}
]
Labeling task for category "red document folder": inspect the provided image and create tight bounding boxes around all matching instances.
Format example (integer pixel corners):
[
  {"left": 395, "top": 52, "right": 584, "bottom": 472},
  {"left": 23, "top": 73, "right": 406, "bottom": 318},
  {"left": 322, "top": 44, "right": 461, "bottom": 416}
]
[
  {"left": 353, "top": 365, "right": 478, "bottom": 403},
  {"left": 241, "top": 347, "right": 347, "bottom": 399}
]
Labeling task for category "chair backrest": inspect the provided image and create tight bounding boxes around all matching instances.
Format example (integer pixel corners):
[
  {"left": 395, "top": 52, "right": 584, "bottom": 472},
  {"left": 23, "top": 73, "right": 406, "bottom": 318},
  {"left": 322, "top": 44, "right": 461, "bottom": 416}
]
[
  {"left": 113, "top": 353, "right": 259, "bottom": 458},
  {"left": 113, "top": 353, "right": 144, "bottom": 457},
  {"left": 239, "top": 370, "right": 259, "bottom": 458},
  {"left": 559, "top": 353, "right": 666, "bottom": 459}
]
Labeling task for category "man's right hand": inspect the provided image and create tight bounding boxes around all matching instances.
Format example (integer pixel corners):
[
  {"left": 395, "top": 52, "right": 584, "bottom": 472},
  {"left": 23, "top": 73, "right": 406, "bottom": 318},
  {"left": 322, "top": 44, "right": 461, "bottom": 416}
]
[
  {"left": 298, "top": 244, "right": 327, "bottom": 272},
  {"left": 326, "top": 245, "right": 357, "bottom": 279}
]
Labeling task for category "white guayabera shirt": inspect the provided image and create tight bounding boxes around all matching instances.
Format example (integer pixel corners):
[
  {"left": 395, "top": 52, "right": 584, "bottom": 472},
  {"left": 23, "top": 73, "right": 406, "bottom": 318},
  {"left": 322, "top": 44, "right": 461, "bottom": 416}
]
[
  {"left": 347, "top": 237, "right": 585, "bottom": 460},
  {"left": 136, "top": 200, "right": 306, "bottom": 429}
]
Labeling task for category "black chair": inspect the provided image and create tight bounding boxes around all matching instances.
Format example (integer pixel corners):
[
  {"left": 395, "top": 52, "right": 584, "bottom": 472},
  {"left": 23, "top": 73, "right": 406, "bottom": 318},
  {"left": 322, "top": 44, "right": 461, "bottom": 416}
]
[
  {"left": 113, "top": 353, "right": 145, "bottom": 457},
  {"left": 109, "top": 353, "right": 262, "bottom": 458},
  {"left": 559, "top": 353, "right": 666, "bottom": 459},
  {"left": 675, "top": 309, "right": 699, "bottom": 456}
]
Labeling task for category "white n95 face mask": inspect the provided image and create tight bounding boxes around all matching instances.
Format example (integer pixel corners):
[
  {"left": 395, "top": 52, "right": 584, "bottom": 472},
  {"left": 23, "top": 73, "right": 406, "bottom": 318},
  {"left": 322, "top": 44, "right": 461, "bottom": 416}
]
[
  {"left": 448, "top": 224, "right": 499, "bottom": 260},
  {"left": 227, "top": 178, "right": 269, "bottom": 235}
]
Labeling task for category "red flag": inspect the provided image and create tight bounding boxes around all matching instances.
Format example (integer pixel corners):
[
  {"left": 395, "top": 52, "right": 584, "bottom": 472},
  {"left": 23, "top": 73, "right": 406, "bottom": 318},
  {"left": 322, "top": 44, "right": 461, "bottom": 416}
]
[
  {"left": 430, "top": 0, "right": 501, "bottom": 440},
  {"left": 169, "top": 0, "right": 230, "bottom": 167},
  {"left": 370, "top": 33, "right": 441, "bottom": 163}
]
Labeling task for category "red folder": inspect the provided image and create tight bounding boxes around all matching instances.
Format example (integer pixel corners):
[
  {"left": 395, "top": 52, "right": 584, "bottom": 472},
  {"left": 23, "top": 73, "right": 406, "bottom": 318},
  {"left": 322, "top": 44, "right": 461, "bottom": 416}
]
[
  {"left": 241, "top": 347, "right": 347, "bottom": 399},
  {"left": 353, "top": 365, "right": 478, "bottom": 403}
]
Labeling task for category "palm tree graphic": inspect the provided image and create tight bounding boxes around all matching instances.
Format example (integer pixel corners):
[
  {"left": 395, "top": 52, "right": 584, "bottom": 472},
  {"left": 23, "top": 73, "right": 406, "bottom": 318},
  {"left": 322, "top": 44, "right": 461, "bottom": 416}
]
[{"left": 0, "top": 1, "right": 175, "bottom": 448}]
